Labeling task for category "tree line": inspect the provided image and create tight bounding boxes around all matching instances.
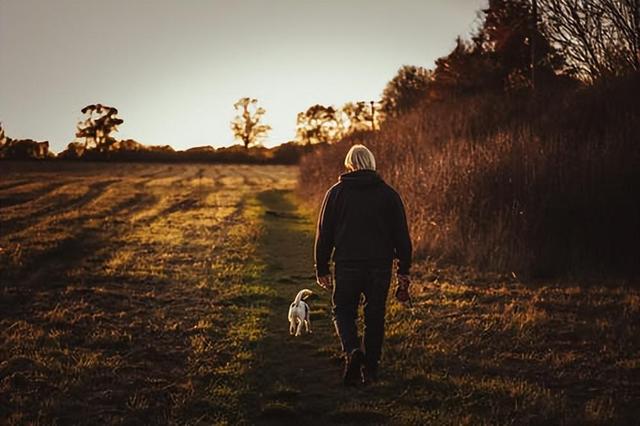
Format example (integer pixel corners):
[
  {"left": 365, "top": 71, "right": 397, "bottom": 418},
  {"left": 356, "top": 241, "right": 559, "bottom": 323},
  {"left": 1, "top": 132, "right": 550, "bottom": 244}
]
[
  {"left": 234, "top": 0, "right": 640, "bottom": 148},
  {"left": 376, "top": 0, "right": 639, "bottom": 115},
  {"left": 297, "top": 0, "right": 640, "bottom": 279},
  {"left": 2, "top": 0, "right": 637, "bottom": 160},
  {"left": 1, "top": 95, "right": 381, "bottom": 160}
]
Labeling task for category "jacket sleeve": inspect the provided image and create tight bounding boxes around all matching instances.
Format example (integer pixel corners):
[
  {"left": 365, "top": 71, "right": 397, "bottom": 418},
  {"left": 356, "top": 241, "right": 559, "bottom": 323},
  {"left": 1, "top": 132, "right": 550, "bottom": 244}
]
[
  {"left": 391, "top": 191, "right": 412, "bottom": 275},
  {"left": 314, "top": 188, "right": 336, "bottom": 277}
]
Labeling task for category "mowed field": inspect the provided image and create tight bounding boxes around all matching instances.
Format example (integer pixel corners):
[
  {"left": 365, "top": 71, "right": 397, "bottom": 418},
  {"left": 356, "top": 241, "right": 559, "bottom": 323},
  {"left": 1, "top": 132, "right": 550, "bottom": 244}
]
[
  {"left": 0, "top": 162, "right": 298, "bottom": 424},
  {"left": 1, "top": 162, "right": 639, "bottom": 425}
]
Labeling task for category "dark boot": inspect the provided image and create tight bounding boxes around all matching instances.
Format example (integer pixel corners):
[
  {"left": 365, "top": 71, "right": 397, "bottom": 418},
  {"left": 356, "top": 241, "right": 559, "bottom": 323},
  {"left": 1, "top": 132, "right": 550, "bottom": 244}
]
[
  {"left": 343, "top": 349, "right": 364, "bottom": 386},
  {"left": 361, "top": 361, "right": 378, "bottom": 385}
]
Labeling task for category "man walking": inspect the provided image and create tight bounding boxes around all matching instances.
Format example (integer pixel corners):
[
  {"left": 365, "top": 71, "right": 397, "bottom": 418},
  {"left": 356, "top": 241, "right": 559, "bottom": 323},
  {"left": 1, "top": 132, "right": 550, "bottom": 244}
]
[{"left": 314, "top": 144, "right": 412, "bottom": 386}]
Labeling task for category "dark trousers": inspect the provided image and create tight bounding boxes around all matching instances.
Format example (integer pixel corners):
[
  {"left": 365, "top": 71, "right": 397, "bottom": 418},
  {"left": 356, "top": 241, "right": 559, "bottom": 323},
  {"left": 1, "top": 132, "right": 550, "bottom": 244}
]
[{"left": 332, "top": 264, "right": 392, "bottom": 368}]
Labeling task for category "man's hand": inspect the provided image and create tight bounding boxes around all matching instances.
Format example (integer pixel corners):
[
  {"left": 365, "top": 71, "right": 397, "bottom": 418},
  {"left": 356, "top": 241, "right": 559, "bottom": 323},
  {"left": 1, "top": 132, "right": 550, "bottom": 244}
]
[
  {"left": 316, "top": 274, "right": 333, "bottom": 292},
  {"left": 395, "top": 274, "right": 411, "bottom": 304}
]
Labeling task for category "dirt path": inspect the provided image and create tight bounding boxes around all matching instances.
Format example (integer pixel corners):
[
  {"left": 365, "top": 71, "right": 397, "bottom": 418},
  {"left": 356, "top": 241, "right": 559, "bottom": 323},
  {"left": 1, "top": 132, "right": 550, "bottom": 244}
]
[{"left": 249, "top": 190, "right": 390, "bottom": 425}]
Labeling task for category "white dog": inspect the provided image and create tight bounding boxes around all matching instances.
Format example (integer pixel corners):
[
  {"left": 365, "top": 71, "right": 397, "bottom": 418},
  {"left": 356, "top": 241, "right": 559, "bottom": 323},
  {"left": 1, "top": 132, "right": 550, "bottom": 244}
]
[{"left": 288, "top": 289, "right": 313, "bottom": 336}]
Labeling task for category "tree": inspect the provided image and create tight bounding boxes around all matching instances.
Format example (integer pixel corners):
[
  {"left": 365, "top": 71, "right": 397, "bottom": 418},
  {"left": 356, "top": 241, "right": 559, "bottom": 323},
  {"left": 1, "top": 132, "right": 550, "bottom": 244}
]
[
  {"left": 75, "top": 104, "right": 124, "bottom": 153},
  {"left": 0, "top": 122, "right": 6, "bottom": 148},
  {"left": 539, "top": 0, "right": 640, "bottom": 81},
  {"left": 433, "top": 37, "right": 503, "bottom": 95},
  {"left": 342, "top": 101, "right": 382, "bottom": 133},
  {"left": 381, "top": 65, "right": 434, "bottom": 117},
  {"left": 230, "top": 97, "right": 271, "bottom": 149},
  {"left": 475, "top": 0, "right": 565, "bottom": 90},
  {"left": 296, "top": 104, "right": 344, "bottom": 144},
  {"left": 431, "top": 0, "right": 567, "bottom": 95},
  {"left": 59, "top": 142, "right": 86, "bottom": 159}
]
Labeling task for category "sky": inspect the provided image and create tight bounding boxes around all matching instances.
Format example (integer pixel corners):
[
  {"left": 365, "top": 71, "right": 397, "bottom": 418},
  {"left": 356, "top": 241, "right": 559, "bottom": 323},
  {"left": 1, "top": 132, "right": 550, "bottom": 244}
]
[{"left": 0, "top": 0, "right": 486, "bottom": 153}]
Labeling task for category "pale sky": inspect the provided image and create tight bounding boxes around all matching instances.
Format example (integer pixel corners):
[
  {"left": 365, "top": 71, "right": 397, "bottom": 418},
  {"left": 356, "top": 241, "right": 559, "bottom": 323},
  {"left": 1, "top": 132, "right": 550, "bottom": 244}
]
[{"left": 0, "top": 0, "right": 486, "bottom": 153}]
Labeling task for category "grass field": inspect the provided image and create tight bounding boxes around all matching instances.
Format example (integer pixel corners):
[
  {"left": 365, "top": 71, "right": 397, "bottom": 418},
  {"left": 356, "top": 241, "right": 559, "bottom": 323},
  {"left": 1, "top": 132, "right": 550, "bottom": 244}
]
[{"left": 1, "top": 162, "right": 639, "bottom": 425}]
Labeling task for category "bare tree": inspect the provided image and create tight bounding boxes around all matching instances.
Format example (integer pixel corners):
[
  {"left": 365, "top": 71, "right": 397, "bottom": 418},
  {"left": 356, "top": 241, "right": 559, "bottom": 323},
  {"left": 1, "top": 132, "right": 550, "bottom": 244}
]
[
  {"left": 539, "top": 0, "right": 640, "bottom": 81},
  {"left": 601, "top": 0, "right": 640, "bottom": 70},
  {"left": 230, "top": 97, "right": 271, "bottom": 149}
]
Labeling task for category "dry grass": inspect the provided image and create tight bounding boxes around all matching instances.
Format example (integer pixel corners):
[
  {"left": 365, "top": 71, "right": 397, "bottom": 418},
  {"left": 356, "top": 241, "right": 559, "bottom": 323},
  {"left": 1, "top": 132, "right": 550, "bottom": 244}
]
[
  {"left": 0, "top": 162, "right": 295, "bottom": 424},
  {"left": 298, "top": 75, "right": 640, "bottom": 279},
  {"left": 375, "top": 262, "right": 640, "bottom": 424},
  {"left": 294, "top": 75, "right": 640, "bottom": 422},
  {"left": 1, "top": 162, "right": 639, "bottom": 424},
  {"left": 249, "top": 190, "right": 640, "bottom": 424}
]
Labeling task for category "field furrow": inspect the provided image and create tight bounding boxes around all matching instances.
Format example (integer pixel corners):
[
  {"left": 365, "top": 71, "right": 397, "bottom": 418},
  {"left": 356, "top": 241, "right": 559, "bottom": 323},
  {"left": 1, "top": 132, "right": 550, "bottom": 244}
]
[{"left": 0, "top": 163, "right": 297, "bottom": 424}]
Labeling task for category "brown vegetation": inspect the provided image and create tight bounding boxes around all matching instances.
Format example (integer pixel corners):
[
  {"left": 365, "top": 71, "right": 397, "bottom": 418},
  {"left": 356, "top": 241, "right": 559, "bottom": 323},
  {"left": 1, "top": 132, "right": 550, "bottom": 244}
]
[
  {"left": 1, "top": 164, "right": 638, "bottom": 424},
  {"left": 299, "top": 75, "right": 640, "bottom": 278},
  {"left": 298, "top": 0, "right": 640, "bottom": 279}
]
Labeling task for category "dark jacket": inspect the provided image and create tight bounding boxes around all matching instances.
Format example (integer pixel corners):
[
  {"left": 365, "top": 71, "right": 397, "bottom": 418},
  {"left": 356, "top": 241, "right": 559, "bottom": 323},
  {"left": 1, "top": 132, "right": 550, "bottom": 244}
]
[{"left": 314, "top": 169, "right": 412, "bottom": 277}]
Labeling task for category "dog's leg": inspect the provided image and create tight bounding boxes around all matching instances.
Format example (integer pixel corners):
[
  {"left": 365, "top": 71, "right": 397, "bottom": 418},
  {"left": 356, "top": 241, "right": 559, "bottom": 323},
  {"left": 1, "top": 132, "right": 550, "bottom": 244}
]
[
  {"left": 295, "top": 319, "right": 304, "bottom": 336},
  {"left": 289, "top": 320, "right": 296, "bottom": 335},
  {"left": 305, "top": 317, "right": 312, "bottom": 334}
]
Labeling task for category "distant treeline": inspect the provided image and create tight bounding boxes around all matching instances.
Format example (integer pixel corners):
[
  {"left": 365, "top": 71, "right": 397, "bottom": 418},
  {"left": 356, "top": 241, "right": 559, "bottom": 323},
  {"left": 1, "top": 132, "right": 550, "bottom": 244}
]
[
  {"left": 57, "top": 140, "right": 317, "bottom": 165},
  {"left": 0, "top": 98, "right": 326, "bottom": 164},
  {"left": 0, "top": 136, "right": 53, "bottom": 161},
  {"left": 299, "top": 0, "right": 640, "bottom": 280},
  {"left": 0, "top": 132, "right": 317, "bottom": 165}
]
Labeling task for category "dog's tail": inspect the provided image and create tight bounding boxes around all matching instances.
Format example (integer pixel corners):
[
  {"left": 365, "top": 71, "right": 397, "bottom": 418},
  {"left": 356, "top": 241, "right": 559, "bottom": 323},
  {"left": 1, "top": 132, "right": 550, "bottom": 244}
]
[{"left": 293, "top": 288, "right": 313, "bottom": 305}]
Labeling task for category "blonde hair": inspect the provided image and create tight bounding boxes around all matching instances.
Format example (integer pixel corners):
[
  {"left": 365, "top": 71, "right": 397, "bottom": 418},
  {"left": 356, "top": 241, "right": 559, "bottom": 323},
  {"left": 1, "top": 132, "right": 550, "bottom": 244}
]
[{"left": 344, "top": 144, "right": 376, "bottom": 171}]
